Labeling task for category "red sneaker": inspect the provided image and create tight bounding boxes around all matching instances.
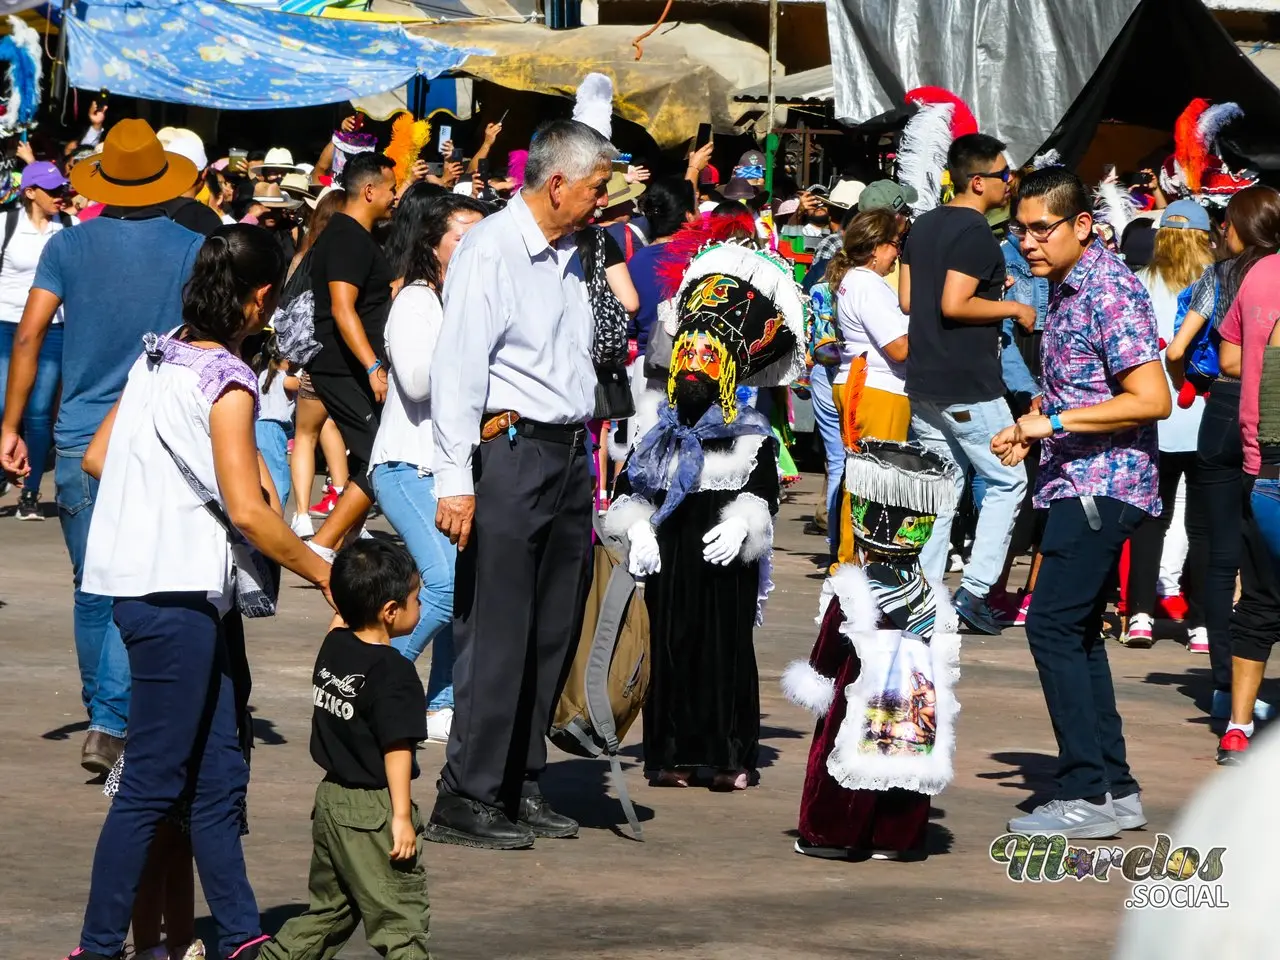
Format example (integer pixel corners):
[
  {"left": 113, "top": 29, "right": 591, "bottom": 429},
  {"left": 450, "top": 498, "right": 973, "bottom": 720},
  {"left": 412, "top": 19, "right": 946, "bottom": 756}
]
[
  {"left": 1014, "top": 591, "right": 1032, "bottom": 626},
  {"left": 309, "top": 483, "right": 339, "bottom": 518},
  {"left": 986, "top": 591, "right": 1023, "bottom": 626},
  {"left": 1216, "top": 728, "right": 1250, "bottom": 766},
  {"left": 1157, "top": 594, "right": 1188, "bottom": 622}
]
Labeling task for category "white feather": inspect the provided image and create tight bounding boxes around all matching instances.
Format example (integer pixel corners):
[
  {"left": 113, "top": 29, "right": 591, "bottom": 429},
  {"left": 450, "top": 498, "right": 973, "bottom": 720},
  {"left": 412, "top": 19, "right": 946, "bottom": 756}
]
[
  {"left": 1094, "top": 180, "right": 1138, "bottom": 242},
  {"left": 1197, "top": 102, "right": 1244, "bottom": 151},
  {"left": 1, "top": 16, "right": 41, "bottom": 136},
  {"left": 897, "top": 102, "right": 954, "bottom": 217},
  {"left": 1031, "top": 148, "right": 1060, "bottom": 170},
  {"left": 572, "top": 72, "right": 614, "bottom": 140}
]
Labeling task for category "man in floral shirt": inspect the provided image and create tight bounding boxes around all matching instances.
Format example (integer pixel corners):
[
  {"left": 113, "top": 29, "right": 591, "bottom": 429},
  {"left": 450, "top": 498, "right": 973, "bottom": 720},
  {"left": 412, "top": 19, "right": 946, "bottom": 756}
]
[{"left": 991, "top": 167, "right": 1171, "bottom": 839}]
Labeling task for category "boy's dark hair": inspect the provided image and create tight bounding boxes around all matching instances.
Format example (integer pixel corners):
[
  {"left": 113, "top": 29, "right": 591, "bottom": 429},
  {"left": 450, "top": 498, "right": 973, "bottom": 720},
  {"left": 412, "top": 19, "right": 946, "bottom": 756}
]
[
  {"left": 1017, "top": 167, "right": 1091, "bottom": 222},
  {"left": 331, "top": 540, "right": 419, "bottom": 630},
  {"left": 342, "top": 151, "right": 396, "bottom": 194},
  {"left": 947, "top": 133, "right": 1007, "bottom": 192}
]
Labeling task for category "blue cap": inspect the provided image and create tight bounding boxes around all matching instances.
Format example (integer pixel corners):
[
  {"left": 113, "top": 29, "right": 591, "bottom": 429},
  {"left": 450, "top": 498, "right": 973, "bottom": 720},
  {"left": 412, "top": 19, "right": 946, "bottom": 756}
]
[
  {"left": 1160, "top": 199, "right": 1211, "bottom": 232},
  {"left": 19, "top": 161, "right": 68, "bottom": 193}
]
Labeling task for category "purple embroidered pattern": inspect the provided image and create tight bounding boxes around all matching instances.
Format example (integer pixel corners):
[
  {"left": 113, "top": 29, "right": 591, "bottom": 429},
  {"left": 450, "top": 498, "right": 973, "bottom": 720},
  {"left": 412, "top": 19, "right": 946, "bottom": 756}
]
[
  {"left": 1035, "top": 241, "right": 1162, "bottom": 516},
  {"left": 158, "top": 335, "right": 260, "bottom": 416}
]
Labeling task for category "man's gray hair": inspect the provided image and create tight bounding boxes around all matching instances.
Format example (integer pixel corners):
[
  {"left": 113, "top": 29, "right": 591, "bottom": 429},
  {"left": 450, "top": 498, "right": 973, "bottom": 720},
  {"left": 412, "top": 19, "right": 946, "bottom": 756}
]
[{"left": 524, "top": 119, "right": 618, "bottom": 190}]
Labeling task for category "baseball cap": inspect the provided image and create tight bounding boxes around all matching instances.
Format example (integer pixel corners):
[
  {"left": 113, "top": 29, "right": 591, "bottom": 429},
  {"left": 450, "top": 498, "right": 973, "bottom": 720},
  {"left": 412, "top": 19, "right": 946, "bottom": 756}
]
[
  {"left": 858, "top": 179, "right": 918, "bottom": 214},
  {"left": 738, "top": 150, "right": 765, "bottom": 168},
  {"left": 1160, "top": 199, "right": 1212, "bottom": 232},
  {"left": 156, "top": 127, "right": 208, "bottom": 172},
  {"left": 699, "top": 163, "right": 721, "bottom": 186},
  {"left": 826, "top": 179, "right": 865, "bottom": 211},
  {"left": 20, "top": 161, "right": 68, "bottom": 193}
]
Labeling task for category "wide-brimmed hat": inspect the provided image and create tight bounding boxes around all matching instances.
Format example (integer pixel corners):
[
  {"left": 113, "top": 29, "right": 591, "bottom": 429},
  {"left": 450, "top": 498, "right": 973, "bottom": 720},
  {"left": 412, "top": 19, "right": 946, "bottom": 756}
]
[
  {"left": 253, "top": 181, "right": 303, "bottom": 210},
  {"left": 155, "top": 126, "right": 208, "bottom": 172},
  {"left": 722, "top": 177, "right": 757, "bottom": 201},
  {"left": 279, "top": 172, "right": 317, "bottom": 208},
  {"left": 69, "top": 118, "right": 197, "bottom": 206},
  {"left": 827, "top": 178, "right": 867, "bottom": 211},
  {"left": 259, "top": 147, "right": 300, "bottom": 176},
  {"left": 602, "top": 171, "right": 645, "bottom": 209},
  {"left": 844, "top": 439, "right": 960, "bottom": 557}
]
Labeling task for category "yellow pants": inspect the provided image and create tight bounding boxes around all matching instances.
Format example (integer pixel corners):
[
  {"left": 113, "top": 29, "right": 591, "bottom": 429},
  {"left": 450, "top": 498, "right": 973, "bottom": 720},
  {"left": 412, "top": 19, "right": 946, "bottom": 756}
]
[{"left": 832, "top": 383, "right": 911, "bottom": 567}]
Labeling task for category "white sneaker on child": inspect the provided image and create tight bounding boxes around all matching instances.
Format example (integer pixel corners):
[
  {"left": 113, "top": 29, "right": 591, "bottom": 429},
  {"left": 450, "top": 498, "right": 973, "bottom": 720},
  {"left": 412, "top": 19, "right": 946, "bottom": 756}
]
[
  {"left": 426, "top": 708, "right": 454, "bottom": 743},
  {"left": 306, "top": 540, "right": 336, "bottom": 563},
  {"left": 175, "top": 940, "right": 206, "bottom": 960}
]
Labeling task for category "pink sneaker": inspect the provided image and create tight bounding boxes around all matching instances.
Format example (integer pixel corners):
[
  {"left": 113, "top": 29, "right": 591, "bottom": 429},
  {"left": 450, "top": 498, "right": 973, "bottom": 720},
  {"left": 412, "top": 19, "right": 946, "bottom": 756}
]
[
  {"left": 1187, "top": 626, "right": 1210, "bottom": 654},
  {"left": 1014, "top": 591, "right": 1032, "bottom": 626},
  {"left": 986, "top": 591, "right": 1024, "bottom": 626}
]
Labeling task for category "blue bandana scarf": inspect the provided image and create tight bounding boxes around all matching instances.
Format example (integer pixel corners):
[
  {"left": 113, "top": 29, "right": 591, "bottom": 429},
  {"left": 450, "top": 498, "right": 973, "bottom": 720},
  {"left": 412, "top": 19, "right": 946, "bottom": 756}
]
[{"left": 626, "top": 400, "right": 771, "bottom": 527}]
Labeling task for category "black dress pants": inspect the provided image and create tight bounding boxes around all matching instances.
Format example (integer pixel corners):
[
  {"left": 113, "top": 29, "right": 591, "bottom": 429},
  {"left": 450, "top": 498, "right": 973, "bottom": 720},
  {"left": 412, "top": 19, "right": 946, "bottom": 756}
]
[{"left": 440, "top": 432, "right": 593, "bottom": 813}]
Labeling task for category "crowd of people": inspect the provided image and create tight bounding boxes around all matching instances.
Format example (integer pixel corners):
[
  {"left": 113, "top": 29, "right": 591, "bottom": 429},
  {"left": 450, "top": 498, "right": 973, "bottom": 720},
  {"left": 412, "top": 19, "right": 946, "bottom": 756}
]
[{"left": 2, "top": 78, "right": 1279, "bottom": 960}]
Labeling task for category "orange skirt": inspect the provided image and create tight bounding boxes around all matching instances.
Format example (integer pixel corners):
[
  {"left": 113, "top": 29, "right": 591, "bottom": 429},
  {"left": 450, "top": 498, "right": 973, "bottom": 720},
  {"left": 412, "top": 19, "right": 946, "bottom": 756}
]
[{"left": 831, "top": 384, "right": 911, "bottom": 566}]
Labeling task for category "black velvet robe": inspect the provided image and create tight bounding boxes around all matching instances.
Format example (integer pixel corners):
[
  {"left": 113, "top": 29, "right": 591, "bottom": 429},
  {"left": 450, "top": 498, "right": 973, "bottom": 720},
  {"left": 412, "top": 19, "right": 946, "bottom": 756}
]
[{"left": 615, "top": 435, "right": 780, "bottom": 773}]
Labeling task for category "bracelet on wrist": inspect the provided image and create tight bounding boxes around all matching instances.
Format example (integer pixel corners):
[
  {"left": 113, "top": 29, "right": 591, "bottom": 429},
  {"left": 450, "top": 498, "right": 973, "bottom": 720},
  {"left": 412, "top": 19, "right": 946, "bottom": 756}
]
[
  {"left": 366, "top": 359, "right": 382, "bottom": 376},
  {"left": 1049, "top": 413, "right": 1066, "bottom": 435}
]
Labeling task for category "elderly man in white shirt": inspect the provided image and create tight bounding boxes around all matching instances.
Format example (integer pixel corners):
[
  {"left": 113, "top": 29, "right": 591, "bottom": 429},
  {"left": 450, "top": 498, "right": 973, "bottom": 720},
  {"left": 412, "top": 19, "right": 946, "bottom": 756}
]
[{"left": 426, "top": 119, "right": 615, "bottom": 850}]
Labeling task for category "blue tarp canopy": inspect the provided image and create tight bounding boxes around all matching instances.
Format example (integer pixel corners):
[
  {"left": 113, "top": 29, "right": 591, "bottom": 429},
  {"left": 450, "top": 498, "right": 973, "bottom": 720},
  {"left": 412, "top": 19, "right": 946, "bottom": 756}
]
[{"left": 66, "top": 0, "right": 472, "bottom": 110}]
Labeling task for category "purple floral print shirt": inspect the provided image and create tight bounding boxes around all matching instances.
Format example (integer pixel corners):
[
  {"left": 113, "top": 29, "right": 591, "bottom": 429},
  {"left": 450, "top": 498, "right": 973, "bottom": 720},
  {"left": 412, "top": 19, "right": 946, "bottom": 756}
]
[{"left": 1034, "top": 240, "right": 1162, "bottom": 516}]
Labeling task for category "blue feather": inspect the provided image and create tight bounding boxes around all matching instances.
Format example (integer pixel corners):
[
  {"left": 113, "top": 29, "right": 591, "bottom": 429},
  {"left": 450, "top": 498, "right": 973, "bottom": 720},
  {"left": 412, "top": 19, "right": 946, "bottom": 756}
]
[{"left": 1197, "top": 102, "right": 1244, "bottom": 150}]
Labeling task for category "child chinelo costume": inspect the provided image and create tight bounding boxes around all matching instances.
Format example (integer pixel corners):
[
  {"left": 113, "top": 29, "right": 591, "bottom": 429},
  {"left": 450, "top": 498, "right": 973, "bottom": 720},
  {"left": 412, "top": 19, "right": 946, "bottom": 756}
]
[
  {"left": 783, "top": 439, "right": 963, "bottom": 858},
  {"left": 606, "top": 240, "right": 805, "bottom": 788}
]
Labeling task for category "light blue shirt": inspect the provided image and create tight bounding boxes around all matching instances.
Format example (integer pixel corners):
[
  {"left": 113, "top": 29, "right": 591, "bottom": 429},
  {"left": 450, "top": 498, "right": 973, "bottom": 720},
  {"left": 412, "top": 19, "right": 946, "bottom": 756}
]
[{"left": 430, "top": 191, "right": 596, "bottom": 497}]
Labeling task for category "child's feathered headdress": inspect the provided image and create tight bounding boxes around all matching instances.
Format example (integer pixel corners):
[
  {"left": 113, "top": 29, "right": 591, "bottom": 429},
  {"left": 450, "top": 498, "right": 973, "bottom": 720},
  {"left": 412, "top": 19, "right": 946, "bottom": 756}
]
[{"left": 1160, "top": 98, "right": 1255, "bottom": 205}]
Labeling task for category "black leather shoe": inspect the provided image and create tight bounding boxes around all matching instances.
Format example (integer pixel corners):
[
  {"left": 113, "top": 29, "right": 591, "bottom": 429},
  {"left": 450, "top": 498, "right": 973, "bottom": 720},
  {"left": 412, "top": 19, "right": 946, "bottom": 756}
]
[
  {"left": 81, "top": 730, "right": 125, "bottom": 775},
  {"left": 425, "top": 792, "right": 535, "bottom": 850},
  {"left": 953, "top": 586, "right": 1002, "bottom": 636},
  {"left": 517, "top": 794, "right": 579, "bottom": 838}
]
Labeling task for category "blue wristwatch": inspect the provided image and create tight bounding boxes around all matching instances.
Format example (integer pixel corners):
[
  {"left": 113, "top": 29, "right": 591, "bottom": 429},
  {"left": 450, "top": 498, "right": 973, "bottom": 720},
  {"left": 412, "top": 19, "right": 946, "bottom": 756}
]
[
  {"left": 1049, "top": 413, "right": 1066, "bottom": 435},
  {"left": 366, "top": 359, "right": 382, "bottom": 376}
]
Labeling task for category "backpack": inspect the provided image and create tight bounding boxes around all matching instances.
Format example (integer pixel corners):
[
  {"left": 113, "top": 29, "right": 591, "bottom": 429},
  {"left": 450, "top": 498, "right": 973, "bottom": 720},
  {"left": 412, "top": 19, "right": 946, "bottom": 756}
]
[
  {"left": 271, "top": 250, "right": 322, "bottom": 367},
  {"left": 807, "top": 281, "right": 843, "bottom": 368},
  {"left": 1, "top": 206, "right": 73, "bottom": 264},
  {"left": 550, "top": 520, "right": 651, "bottom": 840},
  {"left": 1173, "top": 267, "right": 1221, "bottom": 384}
]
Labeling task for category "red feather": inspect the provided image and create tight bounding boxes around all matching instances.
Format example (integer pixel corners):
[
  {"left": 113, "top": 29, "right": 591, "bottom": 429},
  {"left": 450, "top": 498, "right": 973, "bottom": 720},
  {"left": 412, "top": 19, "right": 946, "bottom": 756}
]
[
  {"left": 1175, "top": 98, "right": 1211, "bottom": 194},
  {"left": 654, "top": 213, "right": 759, "bottom": 298},
  {"left": 905, "top": 85, "right": 978, "bottom": 139}
]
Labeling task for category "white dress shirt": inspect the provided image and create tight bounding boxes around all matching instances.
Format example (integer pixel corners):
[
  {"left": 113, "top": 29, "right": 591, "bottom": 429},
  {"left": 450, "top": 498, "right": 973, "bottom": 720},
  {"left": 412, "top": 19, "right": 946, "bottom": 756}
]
[
  {"left": 431, "top": 191, "right": 595, "bottom": 497},
  {"left": 370, "top": 282, "right": 445, "bottom": 473},
  {"left": 0, "top": 209, "right": 73, "bottom": 324}
]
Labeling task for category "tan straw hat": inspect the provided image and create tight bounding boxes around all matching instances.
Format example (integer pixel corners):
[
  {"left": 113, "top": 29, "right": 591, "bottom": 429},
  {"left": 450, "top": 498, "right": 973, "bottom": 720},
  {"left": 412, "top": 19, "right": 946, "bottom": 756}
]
[
  {"left": 602, "top": 170, "right": 645, "bottom": 209},
  {"left": 69, "top": 118, "right": 198, "bottom": 206}
]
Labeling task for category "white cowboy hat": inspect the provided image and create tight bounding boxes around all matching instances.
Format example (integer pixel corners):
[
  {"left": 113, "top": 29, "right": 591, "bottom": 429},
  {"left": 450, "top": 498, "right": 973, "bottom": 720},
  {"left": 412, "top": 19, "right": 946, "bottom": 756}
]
[{"left": 258, "top": 147, "right": 301, "bottom": 175}]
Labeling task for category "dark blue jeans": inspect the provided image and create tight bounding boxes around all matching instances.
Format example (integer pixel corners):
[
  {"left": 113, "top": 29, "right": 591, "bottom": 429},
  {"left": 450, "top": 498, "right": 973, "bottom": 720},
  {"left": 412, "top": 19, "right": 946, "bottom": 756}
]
[
  {"left": 80, "top": 593, "right": 259, "bottom": 959},
  {"left": 1025, "top": 496, "right": 1143, "bottom": 802},
  {"left": 0, "top": 320, "right": 61, "bottom": 492}
]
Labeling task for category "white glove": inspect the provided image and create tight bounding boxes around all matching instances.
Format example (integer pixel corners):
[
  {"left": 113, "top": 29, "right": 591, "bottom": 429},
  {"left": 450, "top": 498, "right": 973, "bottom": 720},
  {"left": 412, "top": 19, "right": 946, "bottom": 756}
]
[
  {"left": 702, "top": 517, "right": 748, "bottom": 565},
  {"left": 627, "top": 521, "right": 661, "bottom": 577}
]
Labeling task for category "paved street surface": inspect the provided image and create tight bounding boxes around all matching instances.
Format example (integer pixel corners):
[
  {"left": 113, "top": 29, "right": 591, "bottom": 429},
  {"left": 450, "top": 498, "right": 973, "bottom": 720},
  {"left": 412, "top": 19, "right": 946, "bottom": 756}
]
[{"left": 2, "top": 475, "right": 1271, "bottom": 960}]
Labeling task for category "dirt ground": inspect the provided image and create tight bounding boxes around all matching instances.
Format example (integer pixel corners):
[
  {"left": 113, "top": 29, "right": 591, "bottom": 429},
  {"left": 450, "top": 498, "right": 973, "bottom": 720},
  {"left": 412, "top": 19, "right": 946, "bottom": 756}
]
[{"left": 1, "top": 474, "right": 1269, "bottom": 959}]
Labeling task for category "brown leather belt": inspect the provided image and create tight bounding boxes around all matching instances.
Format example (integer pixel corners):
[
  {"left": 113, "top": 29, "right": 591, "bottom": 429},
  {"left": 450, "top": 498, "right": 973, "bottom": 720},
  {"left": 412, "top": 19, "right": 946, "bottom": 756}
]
[{"left": 481, "top": 410, "right": 588, "bottom": 446}]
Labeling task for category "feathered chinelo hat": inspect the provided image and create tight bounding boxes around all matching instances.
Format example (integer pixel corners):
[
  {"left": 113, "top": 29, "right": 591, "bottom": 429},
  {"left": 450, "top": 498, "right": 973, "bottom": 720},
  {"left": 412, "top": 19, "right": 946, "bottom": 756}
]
[{"left": 844, "top": 439, "right": 960, "bottom": 558}]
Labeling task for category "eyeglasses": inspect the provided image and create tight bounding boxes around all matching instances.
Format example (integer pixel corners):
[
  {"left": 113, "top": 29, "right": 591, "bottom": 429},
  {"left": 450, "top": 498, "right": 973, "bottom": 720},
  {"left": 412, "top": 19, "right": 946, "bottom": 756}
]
[
  {"left": 973, "top": 168, "right": 1013, "bottom": 183},
  {"left": 1008, "top": 214, "right": 1080, "bottom": 243}
]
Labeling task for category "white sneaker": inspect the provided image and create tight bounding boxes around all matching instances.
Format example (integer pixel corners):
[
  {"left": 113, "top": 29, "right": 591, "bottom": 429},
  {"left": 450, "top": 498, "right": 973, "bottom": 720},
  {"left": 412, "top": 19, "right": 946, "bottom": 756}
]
[
  {"left": 306, "top": 540, "right": 336, "bottom": 563},
  {"left": 1187, "top": 626, "right": 1210, "bottom": 654},
  {"left": 290, "top": 512, "right": 314, "bottom": 539},
  {"left": 426, "top": 708, "right": 453, "bottom": 743}
]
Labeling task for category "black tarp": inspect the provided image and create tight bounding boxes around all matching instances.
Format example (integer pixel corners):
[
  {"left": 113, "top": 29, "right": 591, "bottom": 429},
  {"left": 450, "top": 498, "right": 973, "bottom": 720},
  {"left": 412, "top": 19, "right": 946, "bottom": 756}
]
[{"left": 1041, "top": 0, "right": 1280, "bottom": 172}]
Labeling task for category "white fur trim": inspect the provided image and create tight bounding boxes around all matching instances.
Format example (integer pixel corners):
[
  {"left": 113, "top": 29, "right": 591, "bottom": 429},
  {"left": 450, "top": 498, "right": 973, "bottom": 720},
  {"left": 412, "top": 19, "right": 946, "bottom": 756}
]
[
  {"left": 827, "top": 628, "right": 962, "bottom": 795},
  {"left": 826, "top": 563, "right": 880, "bottom": 635},
  {"left": 603, "top": 495, "right": 655, "bottom": 540},
  {"left": 927, "top": 577, "right": 959, "bottom": 636},
  {"left": 720, "top": 492, "right": 773, "bottom": 562},
  {"left": 781, "top": 659, "right": 836, "bottom": 716}
]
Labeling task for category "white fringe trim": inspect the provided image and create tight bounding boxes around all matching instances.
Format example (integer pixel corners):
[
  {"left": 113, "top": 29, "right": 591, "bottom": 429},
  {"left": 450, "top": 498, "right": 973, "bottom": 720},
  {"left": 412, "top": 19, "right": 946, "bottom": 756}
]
[
  {"left": 603, "top": 495, "right": 655, "bottom": 540},
  {"left": 781, "top": 659, "right": 836, "bottom": 717},
  {"left": 843, "top": 449, "right": 960, "bottom": 516},
  {"left": 720, "top": 492, "right": 773, "bottom": 562}
]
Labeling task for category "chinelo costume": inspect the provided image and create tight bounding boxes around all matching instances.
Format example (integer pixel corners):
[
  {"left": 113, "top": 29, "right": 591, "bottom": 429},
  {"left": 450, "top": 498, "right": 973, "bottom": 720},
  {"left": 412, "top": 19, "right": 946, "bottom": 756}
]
[
  {"left": 783, "top": 439, "right": 963, "bottom": 858},
  {"left": 605, "top": 240, "right": 805, "bottom": 788}
]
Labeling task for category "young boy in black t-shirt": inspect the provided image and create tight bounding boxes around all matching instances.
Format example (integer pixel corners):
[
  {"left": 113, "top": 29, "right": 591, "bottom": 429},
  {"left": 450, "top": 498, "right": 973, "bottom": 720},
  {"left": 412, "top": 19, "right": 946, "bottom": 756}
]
[{"left": 257, "top": 540, "right": 431, "bottom": 960}]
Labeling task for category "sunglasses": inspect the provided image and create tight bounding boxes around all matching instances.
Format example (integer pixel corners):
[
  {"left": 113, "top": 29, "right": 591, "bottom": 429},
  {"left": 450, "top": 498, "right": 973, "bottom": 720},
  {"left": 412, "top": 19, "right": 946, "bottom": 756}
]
[
  {"left": 34, "top": 185, "right": 68, "bottom": 198},
  {"left": 974, "top": 168, "right": 1014, "bottom": 183}
]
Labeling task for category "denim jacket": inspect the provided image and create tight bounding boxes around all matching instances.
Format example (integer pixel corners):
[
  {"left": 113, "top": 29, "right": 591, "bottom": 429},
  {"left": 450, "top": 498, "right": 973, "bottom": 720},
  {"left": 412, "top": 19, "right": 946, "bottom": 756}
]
[{"left": 999, "top": 237, "right": 1049, "bottom": 402}]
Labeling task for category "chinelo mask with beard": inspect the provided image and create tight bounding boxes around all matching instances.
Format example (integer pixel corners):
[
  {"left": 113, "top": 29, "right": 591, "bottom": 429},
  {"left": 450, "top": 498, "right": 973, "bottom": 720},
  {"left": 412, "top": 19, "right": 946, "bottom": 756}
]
[{"left": 672, "top": 369, "right": 719, "bottom": 424}]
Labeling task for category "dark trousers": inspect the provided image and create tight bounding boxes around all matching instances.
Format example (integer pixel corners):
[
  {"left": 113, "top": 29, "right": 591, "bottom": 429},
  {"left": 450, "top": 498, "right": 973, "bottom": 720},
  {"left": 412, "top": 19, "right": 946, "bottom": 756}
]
[
  {"left": 260, "top": 782, "right": 430, "bottom": 960},
  {"left": 1126, "top": 450, "right": 1197, "bottom": 619},
  {"left": 309, "top": 365, "right": 381, "bottom": 499},
  {"left": 1232, "top": 475, "right": 1280, "bottom": 662},
  {"left": 1185, "top": 384, "right": 1244, "bottom": 689},
  {"left": 81, "top": 593, "right": 257, "bottom": 960},
  {"left": 1026, "top": 497, "right": 1143, "bottom": 802},
  {"left": 441, "top": 433, "right": 593, "bottom": 813}
]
